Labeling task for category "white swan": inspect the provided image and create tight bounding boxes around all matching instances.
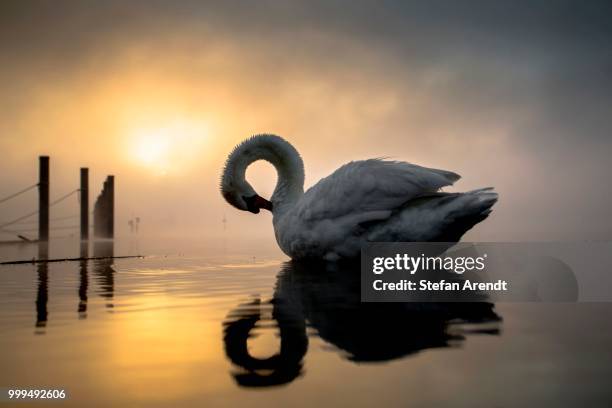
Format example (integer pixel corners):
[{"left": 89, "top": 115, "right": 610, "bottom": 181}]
[{"left": 221, "top": 134, "right": 497, "bottom": 261}]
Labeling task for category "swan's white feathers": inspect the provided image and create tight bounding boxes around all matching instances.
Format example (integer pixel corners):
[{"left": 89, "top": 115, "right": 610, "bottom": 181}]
[
  {"left": 294, "top": 159, "right": 461, "bottom": 223},
  {"left": 220, "top": 133, "right": 304, "bottom": 190},
  {"left": 220, "top": 134, "right": 305, "bottom": 210},
  {"left": 220, "top": 134, "right": 496, "bottom": 260}
]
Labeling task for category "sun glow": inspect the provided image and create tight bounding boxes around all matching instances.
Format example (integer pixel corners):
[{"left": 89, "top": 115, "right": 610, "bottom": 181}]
[
  {"left": 133, "top": 132, "right": 170, "bottom": 165},
  {"left": 127, "top": 118, "right": 210, "bottom": 174}
]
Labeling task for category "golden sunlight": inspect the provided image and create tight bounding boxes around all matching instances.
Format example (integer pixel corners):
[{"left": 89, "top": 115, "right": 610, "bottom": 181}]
[
  {"left": 132, "top": 131, "right": 170, "bottom": 166},
  {"left": 126, "top": 118, "right": 211, "bottom": 175}
]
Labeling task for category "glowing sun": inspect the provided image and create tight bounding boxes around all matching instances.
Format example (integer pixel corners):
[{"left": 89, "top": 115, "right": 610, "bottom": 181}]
[
  {"left": 133, "top": 132, "right": 170, "bottom": 165},
  {"left": 127, "top": 119, "right": 209, "bottom": 174}
]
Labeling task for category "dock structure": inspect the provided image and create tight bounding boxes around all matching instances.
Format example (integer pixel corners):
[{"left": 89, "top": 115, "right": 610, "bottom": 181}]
[{"left": 0, "top": 157, "right": 116, "bottom": 245}]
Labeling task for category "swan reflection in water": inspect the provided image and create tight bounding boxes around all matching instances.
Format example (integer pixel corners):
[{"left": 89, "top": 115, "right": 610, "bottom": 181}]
[{"left": 223, "top": 261, "right": 502, "bottom": 387}]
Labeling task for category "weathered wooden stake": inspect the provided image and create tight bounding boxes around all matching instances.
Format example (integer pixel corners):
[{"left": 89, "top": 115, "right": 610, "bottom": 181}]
[
  {"left": 107, "top": 175, "right": 114, "bottom": 238},
  {"left": 80, "top": 168, "right": 89, "bottom": 240},
  {"left": 93, "top": 175, "right": 114, "bottom": 239},
  {"left": 38, "top": 156, "right": 49, "bottom": 241}
]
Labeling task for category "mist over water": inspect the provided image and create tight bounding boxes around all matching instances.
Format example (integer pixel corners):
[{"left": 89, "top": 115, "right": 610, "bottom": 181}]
[
  {"left": 1, "top": 1, "right": 612, "bottom": 406},
  {"left": 1, "top": 1, "right": 611, "bottom": 243}
]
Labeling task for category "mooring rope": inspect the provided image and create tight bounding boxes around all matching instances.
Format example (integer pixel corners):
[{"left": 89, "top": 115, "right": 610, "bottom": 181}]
[
  {"left": 0, "top": 183, "right": 38, "bottom": 205},
  {"left": 0, "top": 189, "right": 79, "bottom": 229}
]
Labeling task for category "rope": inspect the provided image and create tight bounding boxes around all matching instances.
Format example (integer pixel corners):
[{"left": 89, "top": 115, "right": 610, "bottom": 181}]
[
  {"left": 0, "top": 183, "right": 38, "bottom": 205},
  {"left": 49, "top": 189, "right": 79, "bottom": 207},
  {"left": 9, "top": 214, "right": 79, "bottom": 226},
  {"left": 4, "top": 225, "right": 79, "bottom": 233},
  {"left": 0, "top": 189, "right": 79, "bottom": 229},
  {"left": 0, "top": 209, "right": 40, "bottom": 229}
]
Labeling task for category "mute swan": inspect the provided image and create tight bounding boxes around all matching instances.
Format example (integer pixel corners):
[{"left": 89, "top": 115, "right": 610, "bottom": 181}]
[{"left": 221, "top": 134, "right": 497, "bottom": 261}]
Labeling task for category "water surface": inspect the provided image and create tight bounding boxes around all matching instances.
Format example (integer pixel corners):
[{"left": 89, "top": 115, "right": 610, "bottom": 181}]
[{"left": 1, "top": 239, "right": 611, "bottom": 407}]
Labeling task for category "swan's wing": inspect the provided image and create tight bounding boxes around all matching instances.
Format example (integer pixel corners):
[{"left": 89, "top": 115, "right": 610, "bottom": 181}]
[{"left": 296, "top": 159, "right": 461, "bottom": 224}]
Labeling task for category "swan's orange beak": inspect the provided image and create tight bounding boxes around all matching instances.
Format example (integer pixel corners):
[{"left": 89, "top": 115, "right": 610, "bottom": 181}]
[{"left": 243, "top": 195, "right": 273, "bottom": 214}]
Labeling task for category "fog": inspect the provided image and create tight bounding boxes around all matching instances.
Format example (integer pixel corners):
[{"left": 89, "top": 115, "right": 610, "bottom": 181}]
[{"left": 1, "top": 0, "right": 610, "bottom": 247}]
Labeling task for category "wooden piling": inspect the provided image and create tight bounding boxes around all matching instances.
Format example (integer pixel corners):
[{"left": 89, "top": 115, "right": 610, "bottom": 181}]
[
  {"left": 80, "top": 168, "right": 89, "bottom": 240},
  {"left": 108, "top": 175, "right": 114, "bottom": 238},
  {"left": 38, "top": 156, "right": 49, "bottom": 241},
  {"left": 93, "top": 175, "right": 114, "bottom": 239}
]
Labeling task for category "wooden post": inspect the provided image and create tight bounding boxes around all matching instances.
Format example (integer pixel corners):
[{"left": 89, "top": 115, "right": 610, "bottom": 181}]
[
  {"left": 80, "top": 168, "right": 89, "bottom": 240},
  {"left": 38, "top": 156, "right": 49, "bottom": 241},
  {"left": 107, "top": 175, "right": 114, "bottom": 239},
  {"left": 93, "top": 175, "right": 114, "bottom": 239}
]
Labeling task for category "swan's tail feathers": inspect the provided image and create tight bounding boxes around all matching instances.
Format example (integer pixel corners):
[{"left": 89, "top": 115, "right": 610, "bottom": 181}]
[
  {"left": 438, "top": 169, "right": 462, "bottom": 184},
  {"left": 366, "top": 188, "right": 498, "bottom": 243},
  {"left": 436, "top": 188, "right": 498, "bottom": 242},
  {"left": 465, "top": 187, "right": 498, "bottom": 216}
]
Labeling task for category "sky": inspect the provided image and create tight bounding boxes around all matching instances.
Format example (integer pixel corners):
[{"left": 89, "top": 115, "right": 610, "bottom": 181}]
[{"left": 0, "top": 0, "right": 611, "bottom": 246}]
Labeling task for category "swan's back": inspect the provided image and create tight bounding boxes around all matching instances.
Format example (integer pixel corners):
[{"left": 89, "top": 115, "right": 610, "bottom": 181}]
[
  {"left": 295, "top": 159, "right": 460, "bottom": 222},
  {"left": 273, "top": 158, "right": 496, "bottom": 260}
]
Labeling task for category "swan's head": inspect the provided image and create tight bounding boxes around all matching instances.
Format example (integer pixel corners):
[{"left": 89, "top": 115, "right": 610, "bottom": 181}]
[
  {"left": 221, "top": 186, "right": 272, "bottom": 214},
  {"left": 221, "top": 137, "right": 274, "bottom": 214},
  {"left": 221, "top": 134, "right": 304, "bottom": 215},
  {"left": 221, "top": 173, "right": 272, "bottom": 214}
]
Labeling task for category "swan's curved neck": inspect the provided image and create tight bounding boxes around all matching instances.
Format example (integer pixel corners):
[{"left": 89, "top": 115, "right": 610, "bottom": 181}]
[{"left": 226, "top": 135, "right": 305, "bottom": 213}]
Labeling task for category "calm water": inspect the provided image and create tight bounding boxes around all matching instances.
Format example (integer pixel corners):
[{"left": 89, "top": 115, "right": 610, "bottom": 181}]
[{"left": 1, "top": 239, "right": 611, "bottom": 407}]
